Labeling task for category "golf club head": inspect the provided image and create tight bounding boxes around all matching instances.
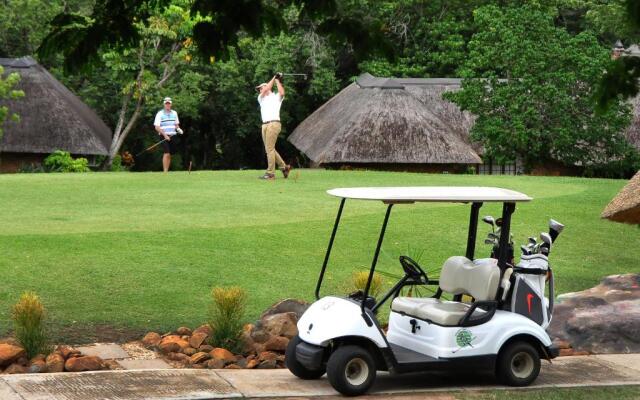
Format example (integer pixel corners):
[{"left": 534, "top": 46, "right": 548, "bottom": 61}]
[
  {"left": 528, "top": 237, "right": 537, "bottom": 245},
  {"left": 540, "top": 232, "right": 552, "bottom": 246},
  {"left": 549, "top": 219, "right": 565, "bottom": 242},
  {"left": 520, "top": 245, "right": 530, "bottom": 255},
  {"left": 488, "top": 232, "right": 499, "bottom": 239},
  {"left": 482, "top": 216, "right": 496, "bottom": 226},
  {"left": 484, "top": 238, "right": 496, "bottom": 245}
]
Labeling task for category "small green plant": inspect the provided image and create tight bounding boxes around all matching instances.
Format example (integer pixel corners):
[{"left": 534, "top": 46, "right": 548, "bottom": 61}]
[
  {"left": 44, "top": 150, "right": 90, "bottom": 172},
  {"left": 11, "top": 292, "right": 50, "bottom": 358},
  {"left": 207, "top": 286, "right": 247, "bottom": 352},
  {"left": 351, "top": 271, "right": 384, "bottom": 298}
]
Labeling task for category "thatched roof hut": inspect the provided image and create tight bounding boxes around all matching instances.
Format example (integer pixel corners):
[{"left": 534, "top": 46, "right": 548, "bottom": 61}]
[
  {"left": 288, "top": 73, "right": 481, "bottom": 170},
  {"left": 0, "top": 57, "right": 111, "bottom": 171},
  {"left": 601, "top": 170, "right": 640, "bottom": 224}
]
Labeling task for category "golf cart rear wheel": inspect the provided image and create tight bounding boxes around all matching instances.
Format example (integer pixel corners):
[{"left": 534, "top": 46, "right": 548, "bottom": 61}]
[
  {"left": 496, "top": 341, "right": 541, "bottom": 386},
  {"left": 285, "top": 335, "right": 326, "bottom": 380},
  {"left": 327, "top": 345, "right": 376, "bottom": 396}
]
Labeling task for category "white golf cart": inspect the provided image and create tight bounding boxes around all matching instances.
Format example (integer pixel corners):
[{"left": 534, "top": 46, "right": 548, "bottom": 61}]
[{"left": 285, "top": 187, "right": 562, "bottom": 396}]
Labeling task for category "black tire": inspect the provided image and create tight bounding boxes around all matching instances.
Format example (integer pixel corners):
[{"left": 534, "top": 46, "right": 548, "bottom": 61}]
[
  {"left": 496, "top": 341, "right": 541, "bottom": 386},
  {"left": 285, "top": 335, "right": 326, "bottom": 380},
  {"left": 326, "top": 345, "right": 376, "bottom": 396}
]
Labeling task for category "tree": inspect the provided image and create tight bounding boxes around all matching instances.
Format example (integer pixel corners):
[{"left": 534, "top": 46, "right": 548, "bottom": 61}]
[
  {"left": 82, "top": 0, "right": 209, "bottom": 168},
  {"left": 0, "top": 66, "right": 24, "bottom": 137},
  {"left": 448, "top": 5, "right": 636, "bottom": 174}
]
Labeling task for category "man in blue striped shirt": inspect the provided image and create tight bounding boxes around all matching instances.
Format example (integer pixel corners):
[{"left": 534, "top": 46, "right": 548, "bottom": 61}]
[{"left": 154, "top": 97, "right": 182, "bottom": 172}]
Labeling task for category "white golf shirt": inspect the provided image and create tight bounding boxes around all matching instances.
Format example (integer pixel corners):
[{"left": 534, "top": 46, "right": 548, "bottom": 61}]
[
  {"left": 154, "top": 109, "right": 179, "bottom": 135},
  {"left": 258, "top": 92, "right": 283, "bottom": 123}
]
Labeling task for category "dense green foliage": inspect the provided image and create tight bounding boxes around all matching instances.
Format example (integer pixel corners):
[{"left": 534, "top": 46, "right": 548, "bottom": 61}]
[
  {"left": 1, "top": 0, "right": 639, "bottom": 174},
  {"left": 0, "top": 66, "right": 24, "bottom": 137},
  {"left": 448, "top": 5, "right": 636, "bottom": 176},
  {"left": 0, "top": 171, "right": 636, "bottom": 339},
  {"left": 44, "top": 150, "right": 90, "bottom": 172}
]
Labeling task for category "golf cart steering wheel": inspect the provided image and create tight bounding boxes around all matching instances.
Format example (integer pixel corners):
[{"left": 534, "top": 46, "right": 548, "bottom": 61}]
[{"left": 399, "top": 256, "right": 428, "bottom": 284}]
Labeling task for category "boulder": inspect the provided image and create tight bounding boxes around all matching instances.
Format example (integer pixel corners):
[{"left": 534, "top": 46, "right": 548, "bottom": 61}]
[
  {"left": 210, "top": 348, "right": 235, "bottom": 364},
  {"left": 191, "top": 352, "right": 211, "bottom": 364},
  {"left": 0, "top": 344, "right": 26, "bottom": 367},
  {"left": 189, "top": 332, "right": 208, "bottom": 349},
  {"left": 142, "top": 332, "right": 162, "bottom": 348},
  {"left": 264, "top": 336, "right": 289, "bottom": 352},
  {"left": 158, "top": 335, "right": 190, "bottom": 354},
  {"left": 548, "top": 274, "right": 640, "bottom": 354},
  {"left": 262, "top": 312, "right": 298, "bottom": 339},
  {"left": 225, "top": 364, "right": 242, "bottom": 369},
  {"left": 4, "top": 363, "right": 28, "bottom": 374},
  {"left": 261, "top": 299, "right": 309, "bottom": 320},
  {"left": 176, "top": 327, "right": 192, "bottom": 336},
  {"left": 258, "top": 351, "right": 279, "bottom": 363},
  {"left": 246, "top": 359, "right": 259, "bottom": 369},
  {"left": 104, "top": 360, "right": 122, "bottom": 370},
  {"left": 29, "top": 360, "right": 47, "bottom": 373},
  {"left": 65, "top": 356, "right": 105, "bottom": 372},
  {"left": 257, "top": 359, "right": 278, "bottom": 369},
  {"left": 45, "top": 353, "right": 65, "bottom": 373},
  {"left": 57, "top": 346, "right": 81, "bottom": 359},
  {"left": 166, "top": 352, "right": 192, "bottom": 367}
]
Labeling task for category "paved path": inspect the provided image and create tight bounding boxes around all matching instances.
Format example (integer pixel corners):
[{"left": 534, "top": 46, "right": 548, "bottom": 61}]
[{"left": 0, "top": 355, "right": 638, "bottom": 400}]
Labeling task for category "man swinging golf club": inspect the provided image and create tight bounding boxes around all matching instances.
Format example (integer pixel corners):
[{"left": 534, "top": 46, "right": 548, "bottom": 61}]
[
  {"left": 154, "top": 97, "right": 183, "bottom": 173},
  {"left": 256, "top": 73, "right": 292, "bottom": 180}
]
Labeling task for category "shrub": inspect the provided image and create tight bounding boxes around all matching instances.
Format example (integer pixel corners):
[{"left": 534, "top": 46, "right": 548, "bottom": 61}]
[
  {"left": 351, "top": 271, "right": 384, "bottom": 298},
  {"left": 11, "top": 292, "right": 50, "bottom": 358},
  {"left": 44, "top": 150, "right": 90, "bottom": 172},
  {"left": 207, "top": 286, "right": 247, "bottom": 352}
]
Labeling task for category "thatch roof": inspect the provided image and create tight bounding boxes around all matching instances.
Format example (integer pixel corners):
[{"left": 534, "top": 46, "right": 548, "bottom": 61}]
[
  {"left": 601, "top": 170, "right": 640, "bottom": 224},
  {"left": 289, "top": 73, "right": 481, "bottom": 165},
  {"left": 0, "top": 57, "right": 111, "bottom": 156}
]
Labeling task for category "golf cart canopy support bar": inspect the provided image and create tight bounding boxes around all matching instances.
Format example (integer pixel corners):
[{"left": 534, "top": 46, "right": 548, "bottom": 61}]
[
  {"left": 315, "top": 198, "right": 345, "bottom": 300},
  {"left": 466, "top": 202, "right": 483, "bottom": 260}
]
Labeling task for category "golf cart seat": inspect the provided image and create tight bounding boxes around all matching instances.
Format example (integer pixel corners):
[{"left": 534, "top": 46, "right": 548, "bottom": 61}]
[{"left": 391, "top": 256, "right": 500, "bottom": 326}]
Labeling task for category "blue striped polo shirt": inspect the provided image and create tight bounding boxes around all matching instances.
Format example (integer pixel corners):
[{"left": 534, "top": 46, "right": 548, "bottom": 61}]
[{"left": 154, "top": 110, "right": 180, "bottom": 135}]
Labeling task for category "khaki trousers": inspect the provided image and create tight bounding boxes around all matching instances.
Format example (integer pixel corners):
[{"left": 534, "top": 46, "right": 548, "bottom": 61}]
[{"left": 261, "top": 121, "right": 285, "bottom": 174}]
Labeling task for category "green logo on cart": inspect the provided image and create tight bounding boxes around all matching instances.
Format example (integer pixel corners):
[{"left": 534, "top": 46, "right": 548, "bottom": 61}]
[{"left": 454, "top": 329, "right": 475, "bottom": 351}]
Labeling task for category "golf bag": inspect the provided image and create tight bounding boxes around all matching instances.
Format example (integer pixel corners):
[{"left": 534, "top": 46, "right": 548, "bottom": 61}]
[{"left": 510, "top": 254, "right": 554, "bottom": 329}]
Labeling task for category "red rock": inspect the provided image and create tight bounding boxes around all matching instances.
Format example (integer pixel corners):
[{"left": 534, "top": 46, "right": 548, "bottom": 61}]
[
  {"left": 176, "top": 327, "right": 192, "bottom": 336},
  {"left": 29, "top": 360, "right": 47, "bottom": 373},
  {"left": 192, "top": 363, "right": 206, "bottom": 369},
  {"left": 198, "top": 344, "right": 213, "bottom": 353},
  {"left": 262, "top": 312, "right": 299, "bottom": 339},
  {"left": 16, "top": 356, "right": 28, "bottom": 366},
  {"left": 104, "top": 360, "right": 122, "bottom": 370},
  {"left": 264, "top": 336, "right": 289, "bottom": 352},
  {"left": 257, "top": 359, "right": 278, "bottom": 369},
  {"left": 224, "top": 363, "right": 241, "bottom": 369},
  {"left": 258, "top": 351, "right": 279, "bottom": 362},
  {"left": 45, "top": 353, "right": 65, "bottom": 373},
  {"left": 159, "top": 335, "right": 190, "bottom": 354},
  {"left": 260, "top": 299, "right": 309, "bottom": 320},
  {"left": 190, "top": 332, "right": 209, "bottom": 349},
  {"left": 57, "top": 346, "right": 81, "bottom": 359},
  {"left": 553, "top": 339, "right": 571, "bottom": 349},
  {"left": 0, "top": 344, "right": 26, "bottom": 367},
  {"left": 4, "top": 363, "right": 28, "bottom": 374},
  {"left": 191, "top": 352, "right": 211, "bottom": 364},
  {"left": 573, "top": 350, "right": 590, "bottom": 356},
  {"left": 142, "top": 332, "right": 162, "bottom": 348},
  {"left": 210, "top": 348, "right": 235, "bottom": 363},
  {"left": 64, "top": 356, "right": 104, "bottom": 372},
  {"left": 193, "top": 324, "right": 212, "bottom": 336},
  {"left": 206, "top": 359, "right": 225, "bottom": 369},
  {"left": 166, "top": 352, "right": 192, "bottom": 366},
  {"left": 183, "top": 347, "right": 197, "bottom": 356},
  {"left": 246, "top": 359, "right": 259, "bottom": 369}
]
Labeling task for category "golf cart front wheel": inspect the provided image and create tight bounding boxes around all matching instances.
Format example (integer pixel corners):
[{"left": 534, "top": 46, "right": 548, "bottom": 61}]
[
  {"left": 496, "top": 341, "right": 541, "bottom": 386},
  {"left": 285, "top": 335, "right": 326, "bottom": 380},
  {"left": 327, "top": 345, "right": 376, "bottom": 396}
]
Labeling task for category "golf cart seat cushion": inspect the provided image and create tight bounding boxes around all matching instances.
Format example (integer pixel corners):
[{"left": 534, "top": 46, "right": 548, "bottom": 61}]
[
  {"left": 439, "top": 256, "right": 500, "bottom": 301},
  {"left": 391, "top": 298, "right": 486, "bottom": 325},
  {"left": 391, "top": 297, "right": 439, "bottom": 316}
]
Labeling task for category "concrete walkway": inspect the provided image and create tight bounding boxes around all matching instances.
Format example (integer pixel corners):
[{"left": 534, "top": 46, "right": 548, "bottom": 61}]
[{"left": 0, "top": 354, "right": 638, "bottom": 400}]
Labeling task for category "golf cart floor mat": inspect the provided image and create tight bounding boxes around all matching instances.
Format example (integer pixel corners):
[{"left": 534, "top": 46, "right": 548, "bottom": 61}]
[{"left": 390, "top": 343, "right": 438, "bottom": 365}]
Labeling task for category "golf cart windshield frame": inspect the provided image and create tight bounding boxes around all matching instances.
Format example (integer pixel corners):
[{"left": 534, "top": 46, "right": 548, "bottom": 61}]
[{"left": 315, "top": 188, "right": 524, "bottom": 315}]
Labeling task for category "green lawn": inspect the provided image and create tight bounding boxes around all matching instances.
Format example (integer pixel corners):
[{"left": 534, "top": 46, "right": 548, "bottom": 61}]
[{"left": 0, "top": 170, "right": 637, "bottom": 341}]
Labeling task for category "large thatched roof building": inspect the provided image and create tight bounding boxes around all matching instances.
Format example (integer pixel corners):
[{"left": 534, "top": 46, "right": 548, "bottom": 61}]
[
  {"left": 601, "top": 170, "right": 640, "bottom": 224},
  {"left": 289, "top": 73, "right": 481, "bottom": 172},
  {"left": 0, "top": 57, "right": 111, "bottom": 172}
]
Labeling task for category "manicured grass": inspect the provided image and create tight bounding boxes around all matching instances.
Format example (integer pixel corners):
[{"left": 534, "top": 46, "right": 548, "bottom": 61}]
[{"left": 0, "top": 170, "right": 637, "bottom": 340}]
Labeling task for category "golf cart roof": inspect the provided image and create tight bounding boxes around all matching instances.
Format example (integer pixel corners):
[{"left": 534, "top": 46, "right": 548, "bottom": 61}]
[{"left": 327, "top": 187, "right": 532, "bottom": 203}]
